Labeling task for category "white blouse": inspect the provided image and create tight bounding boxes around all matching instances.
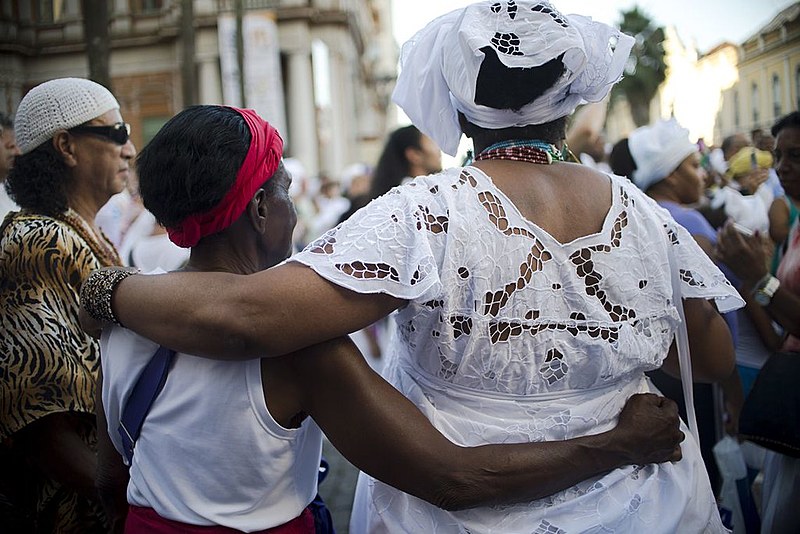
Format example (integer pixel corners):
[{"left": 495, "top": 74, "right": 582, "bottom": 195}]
[{"left": 293, "top": 167, "right": 742, "bottom": 533}]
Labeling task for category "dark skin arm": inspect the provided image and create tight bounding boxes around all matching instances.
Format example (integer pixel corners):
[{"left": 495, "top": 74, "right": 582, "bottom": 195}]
[
  {"left": 655, "top": 221, "right": 735, "bottom": 384},
  {"left": 717, "top": 220, "right": 800, "bottom": 338},
  {"left": 94, "top": 262, "right": 404, "bottom": 360},
  {"left": 83, "top": 261, "right": 735, "bottom": 387},
  {"left": 658, "top": 298, "right": 735, "bottom": 383},
  {"left": 95, "top": 368, "right": 129, "bottom": 534},
  {"left": 13, "top": 412, "right": 98, "bottom": 498},
  {"left": 264, "top": 336, "right": 684, "bottom": 511},
  {"left": 740, "top": 289, "right": 785, "bottom": 351},
  {"left": 768, "top": 197, "right": 790, "bottom": 245},
  {"left": 97, "top": 261, "right": 737, "bottom": 380}
]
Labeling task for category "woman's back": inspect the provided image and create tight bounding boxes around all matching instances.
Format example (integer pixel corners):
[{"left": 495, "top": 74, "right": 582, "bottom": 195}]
[
  {"left": 307, "top": 166, "right": 737, "bottom": 533},
  {"left": 474, "top": 160, "right": 613, "bottom": 244},
  {"left": 298, "top": 166, "right": 737, "bottom": 395},
  {"left": 390, "top": 168, "right": 690, "bottom": 392}
]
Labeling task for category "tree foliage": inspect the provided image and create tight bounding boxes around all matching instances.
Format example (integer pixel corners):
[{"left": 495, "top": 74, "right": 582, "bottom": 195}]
[{"left": 612, "top": 7, "right": 666, "bottom": 127}]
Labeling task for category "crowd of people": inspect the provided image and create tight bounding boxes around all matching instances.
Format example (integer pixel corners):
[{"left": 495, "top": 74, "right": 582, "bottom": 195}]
[{"left": 0, "top": 1, "right": 798, "bottom": 533}]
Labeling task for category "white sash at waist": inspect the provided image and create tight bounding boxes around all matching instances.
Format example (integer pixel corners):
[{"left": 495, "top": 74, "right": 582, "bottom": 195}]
[{"left": 386, "top": 357, "right": 650, "bottom": 446}]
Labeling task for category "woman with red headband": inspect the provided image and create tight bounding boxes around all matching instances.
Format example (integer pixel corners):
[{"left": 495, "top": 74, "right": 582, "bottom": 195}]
[{"left": 92, "top": 105, "right": 685, "bottom": 533}]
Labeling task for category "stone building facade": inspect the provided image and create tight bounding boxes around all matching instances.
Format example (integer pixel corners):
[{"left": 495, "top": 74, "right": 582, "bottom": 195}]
[
  {"left": 606, "top": 2, "right": 799, "bottom": 146},
  {"left": 0, "top": 0, "right": 397, "bottom": 177},
  {"left": 717, "top": 2, "right": 800, "bottom": 141}
]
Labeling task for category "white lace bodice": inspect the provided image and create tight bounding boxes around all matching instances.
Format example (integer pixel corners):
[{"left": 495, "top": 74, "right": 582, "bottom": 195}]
[
  {"left": 292, "top": 167, "right": 741, "bottom": 533},
  {"left": 294, "top": 167, "right": 740, "bottom": 396}
]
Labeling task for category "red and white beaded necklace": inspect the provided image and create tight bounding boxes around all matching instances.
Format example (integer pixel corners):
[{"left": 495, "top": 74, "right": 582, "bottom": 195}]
[{"left": 474, "top": 139, "right": 565, "bottom": 164}]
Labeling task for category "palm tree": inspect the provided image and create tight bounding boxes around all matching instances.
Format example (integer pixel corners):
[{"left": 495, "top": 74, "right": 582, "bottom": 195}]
[{"left": 612, "top": 7, "right": 666, "bottom": 127}]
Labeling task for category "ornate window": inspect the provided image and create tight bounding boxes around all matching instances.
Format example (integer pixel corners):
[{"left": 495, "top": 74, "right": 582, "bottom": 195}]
[
  {"left": 35, "top": 0, "right": 56, "bottom": 23},
  {"left": 772, "top": 74, "right": 782, "bottom": 119},
  {"left": 733, "top": 90, "right": 740, "bottom": 128},
  {"left": 130, "top": 0, "right": 164, "bottom": 15},
  {"left": 796, "top": 66, "right": 800, "bottom": 111},
  {"left": 752, "top": 83, "right": 760, "bottom": 125}
]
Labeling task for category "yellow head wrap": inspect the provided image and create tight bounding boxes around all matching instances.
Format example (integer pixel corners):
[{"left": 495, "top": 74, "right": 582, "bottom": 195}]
[{"left": 726, "top": 147, "right": 773, "bottom": 180}]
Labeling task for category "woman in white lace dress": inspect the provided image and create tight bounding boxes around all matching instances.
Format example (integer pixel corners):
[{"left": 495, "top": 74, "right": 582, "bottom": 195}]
[{"left": 82, "top": 2, "right": 742, "bottom": 532}]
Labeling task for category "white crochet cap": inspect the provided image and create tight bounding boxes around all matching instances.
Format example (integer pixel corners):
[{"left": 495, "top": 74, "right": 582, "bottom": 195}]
[
  {"left": 14, "top": 77, "right": 120, "bottom": 154},
  {"left": 628, "top": 118, "right": 698, "bottom": 191}
]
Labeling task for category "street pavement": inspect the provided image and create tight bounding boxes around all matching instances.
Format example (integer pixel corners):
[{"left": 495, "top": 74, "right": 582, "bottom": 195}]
[{"left": 319, "top": 439, "right": 360, "bottom": 532}]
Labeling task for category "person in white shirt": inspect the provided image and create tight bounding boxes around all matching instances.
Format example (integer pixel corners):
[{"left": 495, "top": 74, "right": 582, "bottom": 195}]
[{"left": 0, "top": 112, "right": 21, "bottom": 220}]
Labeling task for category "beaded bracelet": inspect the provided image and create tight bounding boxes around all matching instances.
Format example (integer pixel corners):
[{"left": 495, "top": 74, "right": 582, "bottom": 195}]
[{"left": 80, "top": 267, "right": 139, "bottom": 326}]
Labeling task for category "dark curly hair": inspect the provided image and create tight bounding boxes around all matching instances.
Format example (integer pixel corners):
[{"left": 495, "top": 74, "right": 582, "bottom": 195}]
[
  {"left": 5, "top": 140, "right": 74, "bottom": 216},
  {"left": 772, "top": 111, "right": 800, "bottom": 137},
  {"left": 475, "top": 47, "right": 566, "bottom": 112},
  {"left": 0, "top": 112, "right": 13, "bottom": 131},
  {"left": 465, "top": 49, "right": 569, "bottom": 145},
  {"left": 608, "top": 138, "right": 637, "bottom": 179},
  {"left": 370, "top": 125, "right": 423, "bottom": 199},
  {"left": 136, "top": 105, "right": 255, "bottom": 228}
]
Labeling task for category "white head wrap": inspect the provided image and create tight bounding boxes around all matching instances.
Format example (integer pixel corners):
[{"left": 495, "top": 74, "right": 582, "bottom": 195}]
[
  {"left": 15, "top": 77, "right": 120, "bottom": 155},
  {"left": 392, "top": 1, "right": 635, "bottom": 156},
  {"left": 628, "top": 119, "right": 698, "bottom": 192}
]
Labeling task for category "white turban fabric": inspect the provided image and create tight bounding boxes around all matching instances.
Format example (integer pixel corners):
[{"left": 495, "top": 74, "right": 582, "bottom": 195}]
[
  {"left": 392, "top": 1, "right": 635, "bottom": 156},
  {"left": 628, "top": 119, "right": 698, "bottom": 192},
  {"left": 15, "top": 77, "right": 120, "bottom": 155}
]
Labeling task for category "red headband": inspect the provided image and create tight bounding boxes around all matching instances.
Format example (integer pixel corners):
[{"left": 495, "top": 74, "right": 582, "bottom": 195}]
[{"left": 167, "top": 107, "right": 284, "bottom": 248}]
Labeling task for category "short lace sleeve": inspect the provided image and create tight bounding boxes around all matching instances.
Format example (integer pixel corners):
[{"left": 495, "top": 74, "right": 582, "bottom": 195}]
[
  {"left": 291, "top": 187, "right": 444, "bottom": 302},
  {"left": 625, "top": 181, "right": 744, "bottom": 313}
]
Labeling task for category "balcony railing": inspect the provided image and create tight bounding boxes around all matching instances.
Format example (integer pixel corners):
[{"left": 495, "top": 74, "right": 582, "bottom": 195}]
[{"left": 216, "top": 0, "right": 285, "bottom": 11}]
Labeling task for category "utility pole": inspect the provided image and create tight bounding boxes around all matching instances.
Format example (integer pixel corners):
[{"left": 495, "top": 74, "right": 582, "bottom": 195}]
[
  {"left": 235, "top": 0, "right": 246, "bottom": 107},
  {"left": 181, "top": 0, "right": 197, "bottom": 106},
  {"left": 81, "top": 0, "right": 111, "bottom": 90}
]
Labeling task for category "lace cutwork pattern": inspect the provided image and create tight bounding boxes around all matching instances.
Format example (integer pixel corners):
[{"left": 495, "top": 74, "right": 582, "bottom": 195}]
[
  {"left": 295, "top": 167, "right": 741, "bottom": 398},
  {"left": 323, "top": 167, "right": 741, "bottom": 532}
]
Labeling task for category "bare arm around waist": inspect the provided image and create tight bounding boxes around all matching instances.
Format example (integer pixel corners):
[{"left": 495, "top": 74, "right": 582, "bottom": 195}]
[{"left": 269, "top": 336, "right": 684, "bottom": 511}]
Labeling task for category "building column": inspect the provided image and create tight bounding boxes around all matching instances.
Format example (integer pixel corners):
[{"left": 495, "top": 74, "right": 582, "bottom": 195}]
[
  {"left": 327, "top": 49, "right": 350, "bottom": 178},
  {"left": 784, "top": 55, "right": 792, "bottom": 118},
  {"left": 198, "top": 59, "right": 222, "bottom": 104},
  {"left": 287, "top": 50, "right": 319, "bottom": 177}
]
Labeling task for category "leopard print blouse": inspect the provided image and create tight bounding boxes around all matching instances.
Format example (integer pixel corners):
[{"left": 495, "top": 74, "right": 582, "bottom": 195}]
[{"left": 0, "top": 210, "right": 120, "bottom": 533}]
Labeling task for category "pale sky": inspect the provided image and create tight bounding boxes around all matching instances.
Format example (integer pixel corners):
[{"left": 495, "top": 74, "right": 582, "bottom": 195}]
[{"left": 393, "top": 0, "right": 797, "bottom": 53}]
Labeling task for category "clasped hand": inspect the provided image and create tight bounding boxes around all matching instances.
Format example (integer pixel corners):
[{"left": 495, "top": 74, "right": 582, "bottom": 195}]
[{"left": 615, "top": 393, "right": 685, "bottom": 464}]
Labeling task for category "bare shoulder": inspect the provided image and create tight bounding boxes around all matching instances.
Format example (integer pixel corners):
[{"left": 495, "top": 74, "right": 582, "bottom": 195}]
[
  {"left": 553, "top": 161, "right": 614, "bottom": 187},
  {"left": 541, "top": 162, "right": 613, "bottom": 205}
]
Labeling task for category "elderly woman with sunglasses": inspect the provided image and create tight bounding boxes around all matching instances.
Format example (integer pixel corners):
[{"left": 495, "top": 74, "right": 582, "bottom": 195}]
[{"left": 0, "top": 78, "right": 135, "bottom": 532}]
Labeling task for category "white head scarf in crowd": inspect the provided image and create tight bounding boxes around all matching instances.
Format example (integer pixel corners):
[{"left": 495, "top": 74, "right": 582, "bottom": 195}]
[
  {"left": 393, "top": 0, "right": 635, "bottom": 156},
  {"left": 15, "top": 77, "right": 120, "bottom": 155},
  {"left": 628, "top": 118, "right": 698, "bottom": 192}
]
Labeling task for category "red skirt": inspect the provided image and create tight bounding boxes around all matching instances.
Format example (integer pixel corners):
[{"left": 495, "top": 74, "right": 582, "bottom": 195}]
[{"left": 125, "top": 505, "right": 316, "bottom": 534}]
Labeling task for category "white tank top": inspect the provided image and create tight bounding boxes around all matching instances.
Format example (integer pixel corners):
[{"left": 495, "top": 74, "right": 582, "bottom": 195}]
[{"left": 100, "top": 326, "right": 322, "bottom": 530}]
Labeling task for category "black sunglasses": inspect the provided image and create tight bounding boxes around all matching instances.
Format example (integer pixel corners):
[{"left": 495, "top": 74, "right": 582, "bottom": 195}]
[{"left": 69, "top": 122, "right": 131, "bottom": 145}]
